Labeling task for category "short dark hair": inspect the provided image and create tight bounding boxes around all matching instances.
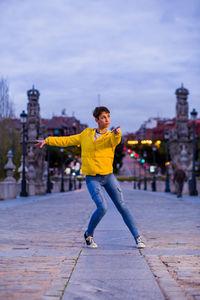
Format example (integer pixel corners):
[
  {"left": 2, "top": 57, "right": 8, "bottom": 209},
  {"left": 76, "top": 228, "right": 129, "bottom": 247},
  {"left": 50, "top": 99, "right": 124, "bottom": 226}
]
[{"left": 93, "top": 106, "right": 110, "bottom": 119}]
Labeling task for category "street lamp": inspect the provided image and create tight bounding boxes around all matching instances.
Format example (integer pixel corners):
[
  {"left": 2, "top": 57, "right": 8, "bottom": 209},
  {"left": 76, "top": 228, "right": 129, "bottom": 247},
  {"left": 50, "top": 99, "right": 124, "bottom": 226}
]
[
  {"left": 60, "top": 147, "right": 64, "bottom": 192},
  {"left": 152, "top": 144, "right": 157, "bottom": 192},
  {"left": 143, "top": 151, "right": 147, "bottom": 190},
  {"left": 46, "top": 144, "right": 51, "bottom": 193},
  {"left": 164, "top": 131, "right": 170, "bottom": 193},
  {"left": 20, "top": 110, "right": 28, "bottom": 197},
  {"left": 190, "top": 108, "right": 198, "bottom": 196}
]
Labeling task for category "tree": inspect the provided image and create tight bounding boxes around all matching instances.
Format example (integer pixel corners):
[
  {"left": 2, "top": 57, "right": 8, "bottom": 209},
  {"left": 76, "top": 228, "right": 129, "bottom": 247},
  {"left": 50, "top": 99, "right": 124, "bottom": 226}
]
[
  {"left": 0, "top": 78, "right": 15, "bottom": 118},
  {"left": 47, "top": 145, "right": 81, "bottom": 170}
]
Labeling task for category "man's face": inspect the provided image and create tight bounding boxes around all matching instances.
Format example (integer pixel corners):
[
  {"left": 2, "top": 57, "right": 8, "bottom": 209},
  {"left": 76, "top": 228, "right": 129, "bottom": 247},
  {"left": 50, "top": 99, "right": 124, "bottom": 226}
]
[{"left": 95, "top": 111, "right": 111, "bottom": 128}]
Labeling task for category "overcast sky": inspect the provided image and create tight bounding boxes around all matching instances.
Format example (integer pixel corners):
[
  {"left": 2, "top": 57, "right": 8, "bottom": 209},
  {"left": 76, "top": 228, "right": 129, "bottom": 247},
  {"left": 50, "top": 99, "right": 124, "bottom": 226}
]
[{"left": 1, "top": 0, "right": 200, "bottom": 133}]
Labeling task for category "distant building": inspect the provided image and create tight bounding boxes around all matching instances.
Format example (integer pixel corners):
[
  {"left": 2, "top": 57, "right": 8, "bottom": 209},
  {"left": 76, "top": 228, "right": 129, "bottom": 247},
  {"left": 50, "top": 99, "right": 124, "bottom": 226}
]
[
  {"left": 126, "top": 116, "right": 200, "bottom": 141},
  {"left": 135, "top": 117, "right": 176, "bottom": 140},
  {"left": 41, "top": 115, "right": 87, "bottom": 137},
  {"left": 8, "top": 114, "right": 87, "bottom": 137}
]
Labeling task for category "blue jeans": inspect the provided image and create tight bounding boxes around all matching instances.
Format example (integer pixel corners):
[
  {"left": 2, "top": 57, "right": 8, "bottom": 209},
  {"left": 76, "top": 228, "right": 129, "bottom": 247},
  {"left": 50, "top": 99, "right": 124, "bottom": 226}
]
[{"left": 86, "top": 173, "right": 139, "bottom": 240}]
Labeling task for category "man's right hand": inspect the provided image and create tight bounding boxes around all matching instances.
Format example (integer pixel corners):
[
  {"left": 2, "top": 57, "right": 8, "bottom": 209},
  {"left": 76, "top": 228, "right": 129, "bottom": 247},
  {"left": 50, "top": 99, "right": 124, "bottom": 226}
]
[{"left": 34, "top": 140, "right": 46, "bottom": 148}]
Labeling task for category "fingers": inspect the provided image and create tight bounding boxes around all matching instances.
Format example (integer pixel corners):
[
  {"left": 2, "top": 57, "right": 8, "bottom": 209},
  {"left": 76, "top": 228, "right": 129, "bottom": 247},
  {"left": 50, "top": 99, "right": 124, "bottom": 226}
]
[
  {"left": 34, "top": 140, "right": 46, "bottom": 148},
  {"left": 111, "top": 126, "right": 120, "bottom": 133},
  {"left": 39, "top": 141, "right": 46, "bottom": 148}
]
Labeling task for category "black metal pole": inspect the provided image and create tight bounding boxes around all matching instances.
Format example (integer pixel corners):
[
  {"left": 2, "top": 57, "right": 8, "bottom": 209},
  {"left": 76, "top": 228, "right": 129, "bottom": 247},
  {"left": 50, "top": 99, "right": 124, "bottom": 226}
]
[
  {"left": 138, "top": 162, "right": 141, "bottom": 190},
  {"left": 69, "top": 169, "right": 72, "bottom": 191},
  {"left": 60, "top": 148, "right": 64, "bottom": 192},
  {"left": 191, "top": 120, "right": 198, "bottom": 195},
  {"left": 20, "top": 123, "right": 27, "bottom": 197},
  {"left": 144, "top": 167, "right": 147, "bottom": 190},
  {"left": 152, "top": 149, "right": 156, "bottom": 192},
  {"left": 74, "top": 176, "right": 77, "bottom": 190},
  {"left": 78, "top": 177, "right": 82, "bottom": 189},
  {"left": 133, "top": 159, "right": 137, "bottom": 189},
  {"left": 165, "top": 141, "right": 170, "bottom": 192},
  {"left": 46, "top": 145, "right": 51, "bottom": 193}
]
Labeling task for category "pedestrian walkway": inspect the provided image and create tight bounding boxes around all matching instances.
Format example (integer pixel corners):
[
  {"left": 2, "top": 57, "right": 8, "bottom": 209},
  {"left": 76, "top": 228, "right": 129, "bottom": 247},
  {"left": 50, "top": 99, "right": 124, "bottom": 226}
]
[
  {"left": 62, "top": 191, "right": 165, "bottom": 300},
  {"left": 0, "top": 182, "right": 199, "bottom": 300}
]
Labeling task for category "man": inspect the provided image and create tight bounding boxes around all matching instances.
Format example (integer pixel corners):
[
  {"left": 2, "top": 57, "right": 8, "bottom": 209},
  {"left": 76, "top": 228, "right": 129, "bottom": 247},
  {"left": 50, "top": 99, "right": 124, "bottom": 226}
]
[
  {"left": 173, "top": 165, "right": 187, "bottom": 198},
  {"left": 35, "top": 106, "right": 146, "bottom": 249}
]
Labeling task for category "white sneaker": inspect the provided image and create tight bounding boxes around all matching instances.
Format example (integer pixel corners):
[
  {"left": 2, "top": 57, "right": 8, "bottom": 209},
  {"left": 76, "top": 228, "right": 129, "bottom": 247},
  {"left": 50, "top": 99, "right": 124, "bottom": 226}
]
[
  {"left": 135, "top": 236, "right": 146, "bottom": 249},
  {"left": 84, "top": 232, "right": 98, "bottom": 248}
]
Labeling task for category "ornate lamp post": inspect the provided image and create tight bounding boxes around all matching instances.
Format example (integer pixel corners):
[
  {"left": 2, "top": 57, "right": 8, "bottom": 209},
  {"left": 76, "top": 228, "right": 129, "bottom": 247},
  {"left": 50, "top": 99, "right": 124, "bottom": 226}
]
[
  {"left": 20, "top": 110, "right": 28, "bottom": 197},
  {"left": 164, "top": 131, "right": 170, "bottom": 192},
  {"left": 46, "top": 145, "right": 51, "bottom": 193},
  {"left": 60, "top": 147, "right": 64, "bottom": 192},
  {"left": 152, "top": 144, "right": 157, "bottom": 192},
  {"left": 143, "top": 151, "right": 147, "bottom": 190},
  {"left": 190, "top": 108, "right": 198, "bottom": 196}
]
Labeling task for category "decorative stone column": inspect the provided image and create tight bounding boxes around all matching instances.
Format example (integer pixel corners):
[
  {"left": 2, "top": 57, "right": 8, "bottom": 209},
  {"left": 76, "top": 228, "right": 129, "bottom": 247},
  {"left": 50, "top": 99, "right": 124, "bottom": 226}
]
[
  {"left": 0, "top": 150, "right": 17, "bottom": 199},
  {"left": 169, "top": 84, "right": 193, "bottom": 193},
  {"left": 4, "top": 150, "right": 16, "bottom": 182},
  {"left": 25, "top": 86, "right": 46, "bottom": 195}
]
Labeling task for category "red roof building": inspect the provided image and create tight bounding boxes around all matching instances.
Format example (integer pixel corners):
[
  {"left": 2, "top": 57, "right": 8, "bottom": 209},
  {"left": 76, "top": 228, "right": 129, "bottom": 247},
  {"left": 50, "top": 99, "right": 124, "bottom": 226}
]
[
  {"left": 41, "top": 115, "right": 87, "bottom": 137},
  {"left": 134, "top": 117, "right": 200, "bottom": 140}
]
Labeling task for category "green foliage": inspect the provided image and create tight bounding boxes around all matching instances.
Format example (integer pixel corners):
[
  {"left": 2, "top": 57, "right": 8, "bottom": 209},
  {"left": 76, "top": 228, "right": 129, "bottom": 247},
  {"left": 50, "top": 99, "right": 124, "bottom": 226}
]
[
  {"left": 0, "top": 119, "right": 21, "bottom": 180},
  {"left": 117, "top": 176, "right": 138, "bottom": 181},
  {"left": 48, "top": 145, "right": 81, "bottom": 168}
]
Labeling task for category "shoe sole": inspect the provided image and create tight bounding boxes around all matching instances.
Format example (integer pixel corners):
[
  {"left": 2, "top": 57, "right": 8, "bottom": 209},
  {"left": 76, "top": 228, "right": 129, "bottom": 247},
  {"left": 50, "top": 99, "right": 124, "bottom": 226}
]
[
  {"left": 137, "top": 245, "right": 146, "bottom": 249},
  {"left": 86, "top": 244, "right": 98, "bottom": 249}
]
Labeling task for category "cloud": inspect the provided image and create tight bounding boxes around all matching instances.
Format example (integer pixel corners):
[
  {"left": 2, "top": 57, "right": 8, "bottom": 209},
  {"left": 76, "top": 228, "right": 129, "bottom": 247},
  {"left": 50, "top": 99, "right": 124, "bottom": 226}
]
[{"left": 0, "top": 0, "right": 200, "bottom": 132}]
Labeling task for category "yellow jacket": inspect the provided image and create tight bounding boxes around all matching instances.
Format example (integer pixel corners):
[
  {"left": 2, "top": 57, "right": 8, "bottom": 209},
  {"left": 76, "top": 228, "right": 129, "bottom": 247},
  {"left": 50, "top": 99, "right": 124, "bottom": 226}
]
[{"left": 45, "top": 128, "right": 122, "bottom": 175}]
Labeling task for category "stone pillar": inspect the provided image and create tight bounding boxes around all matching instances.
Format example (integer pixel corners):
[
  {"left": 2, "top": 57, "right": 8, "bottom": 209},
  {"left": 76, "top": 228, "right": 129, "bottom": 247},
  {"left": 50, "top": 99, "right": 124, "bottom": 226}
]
[
  {"left": 25, "top": 86, "right": 46, "bottom": 195},
  {"left": 0, "top": 150, "right": 17, "bottom": 199},
  {"left": 169, "top": 84, "right": 193, "bottom": 194},
  {"left": 169, "top": 84, "right": 193, "bottom": 174}
]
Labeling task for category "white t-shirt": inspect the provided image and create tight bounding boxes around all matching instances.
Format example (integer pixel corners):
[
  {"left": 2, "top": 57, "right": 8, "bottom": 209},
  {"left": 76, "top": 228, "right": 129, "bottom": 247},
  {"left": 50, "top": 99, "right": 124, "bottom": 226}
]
[{"left": 94, "top": 130, "right": 107, "bottom": 140}]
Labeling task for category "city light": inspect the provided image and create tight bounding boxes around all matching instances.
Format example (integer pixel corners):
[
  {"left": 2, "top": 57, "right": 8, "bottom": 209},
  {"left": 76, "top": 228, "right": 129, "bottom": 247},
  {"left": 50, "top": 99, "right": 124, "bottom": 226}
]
[
  {"left": 141, "top": 140, "right": 152, "bottom": 145},
  {"left": 155, "top": 140, "right": 161, "bottom": 148},
  {"left": 127, "top": 140, "right": 139, "bottom": 145},
  {"left": 127, "top": 139, "right": 161, "bottom": 146}
]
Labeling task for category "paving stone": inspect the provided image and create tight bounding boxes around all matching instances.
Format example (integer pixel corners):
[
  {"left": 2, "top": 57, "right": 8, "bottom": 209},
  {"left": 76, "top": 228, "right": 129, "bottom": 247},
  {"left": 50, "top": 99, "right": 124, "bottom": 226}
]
[
  {"left": 40, "top": 296, "right": 61, "bottom": 300},
  {"left": 63, "top": 279, "right": 165, "bottom": 300},
  {"left": 0, "top": 183, "right": 199, "bottom": 299},
  {"left": 0, "top": 188, "right": 93, "bottom": 299}
]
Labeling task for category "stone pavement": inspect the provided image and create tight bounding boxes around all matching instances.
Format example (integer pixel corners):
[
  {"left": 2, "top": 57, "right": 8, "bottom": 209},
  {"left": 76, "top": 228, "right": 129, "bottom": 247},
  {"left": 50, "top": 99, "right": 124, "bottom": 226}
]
[{"left": 0, "top": 182, "right": 199, "bottom": 300}]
